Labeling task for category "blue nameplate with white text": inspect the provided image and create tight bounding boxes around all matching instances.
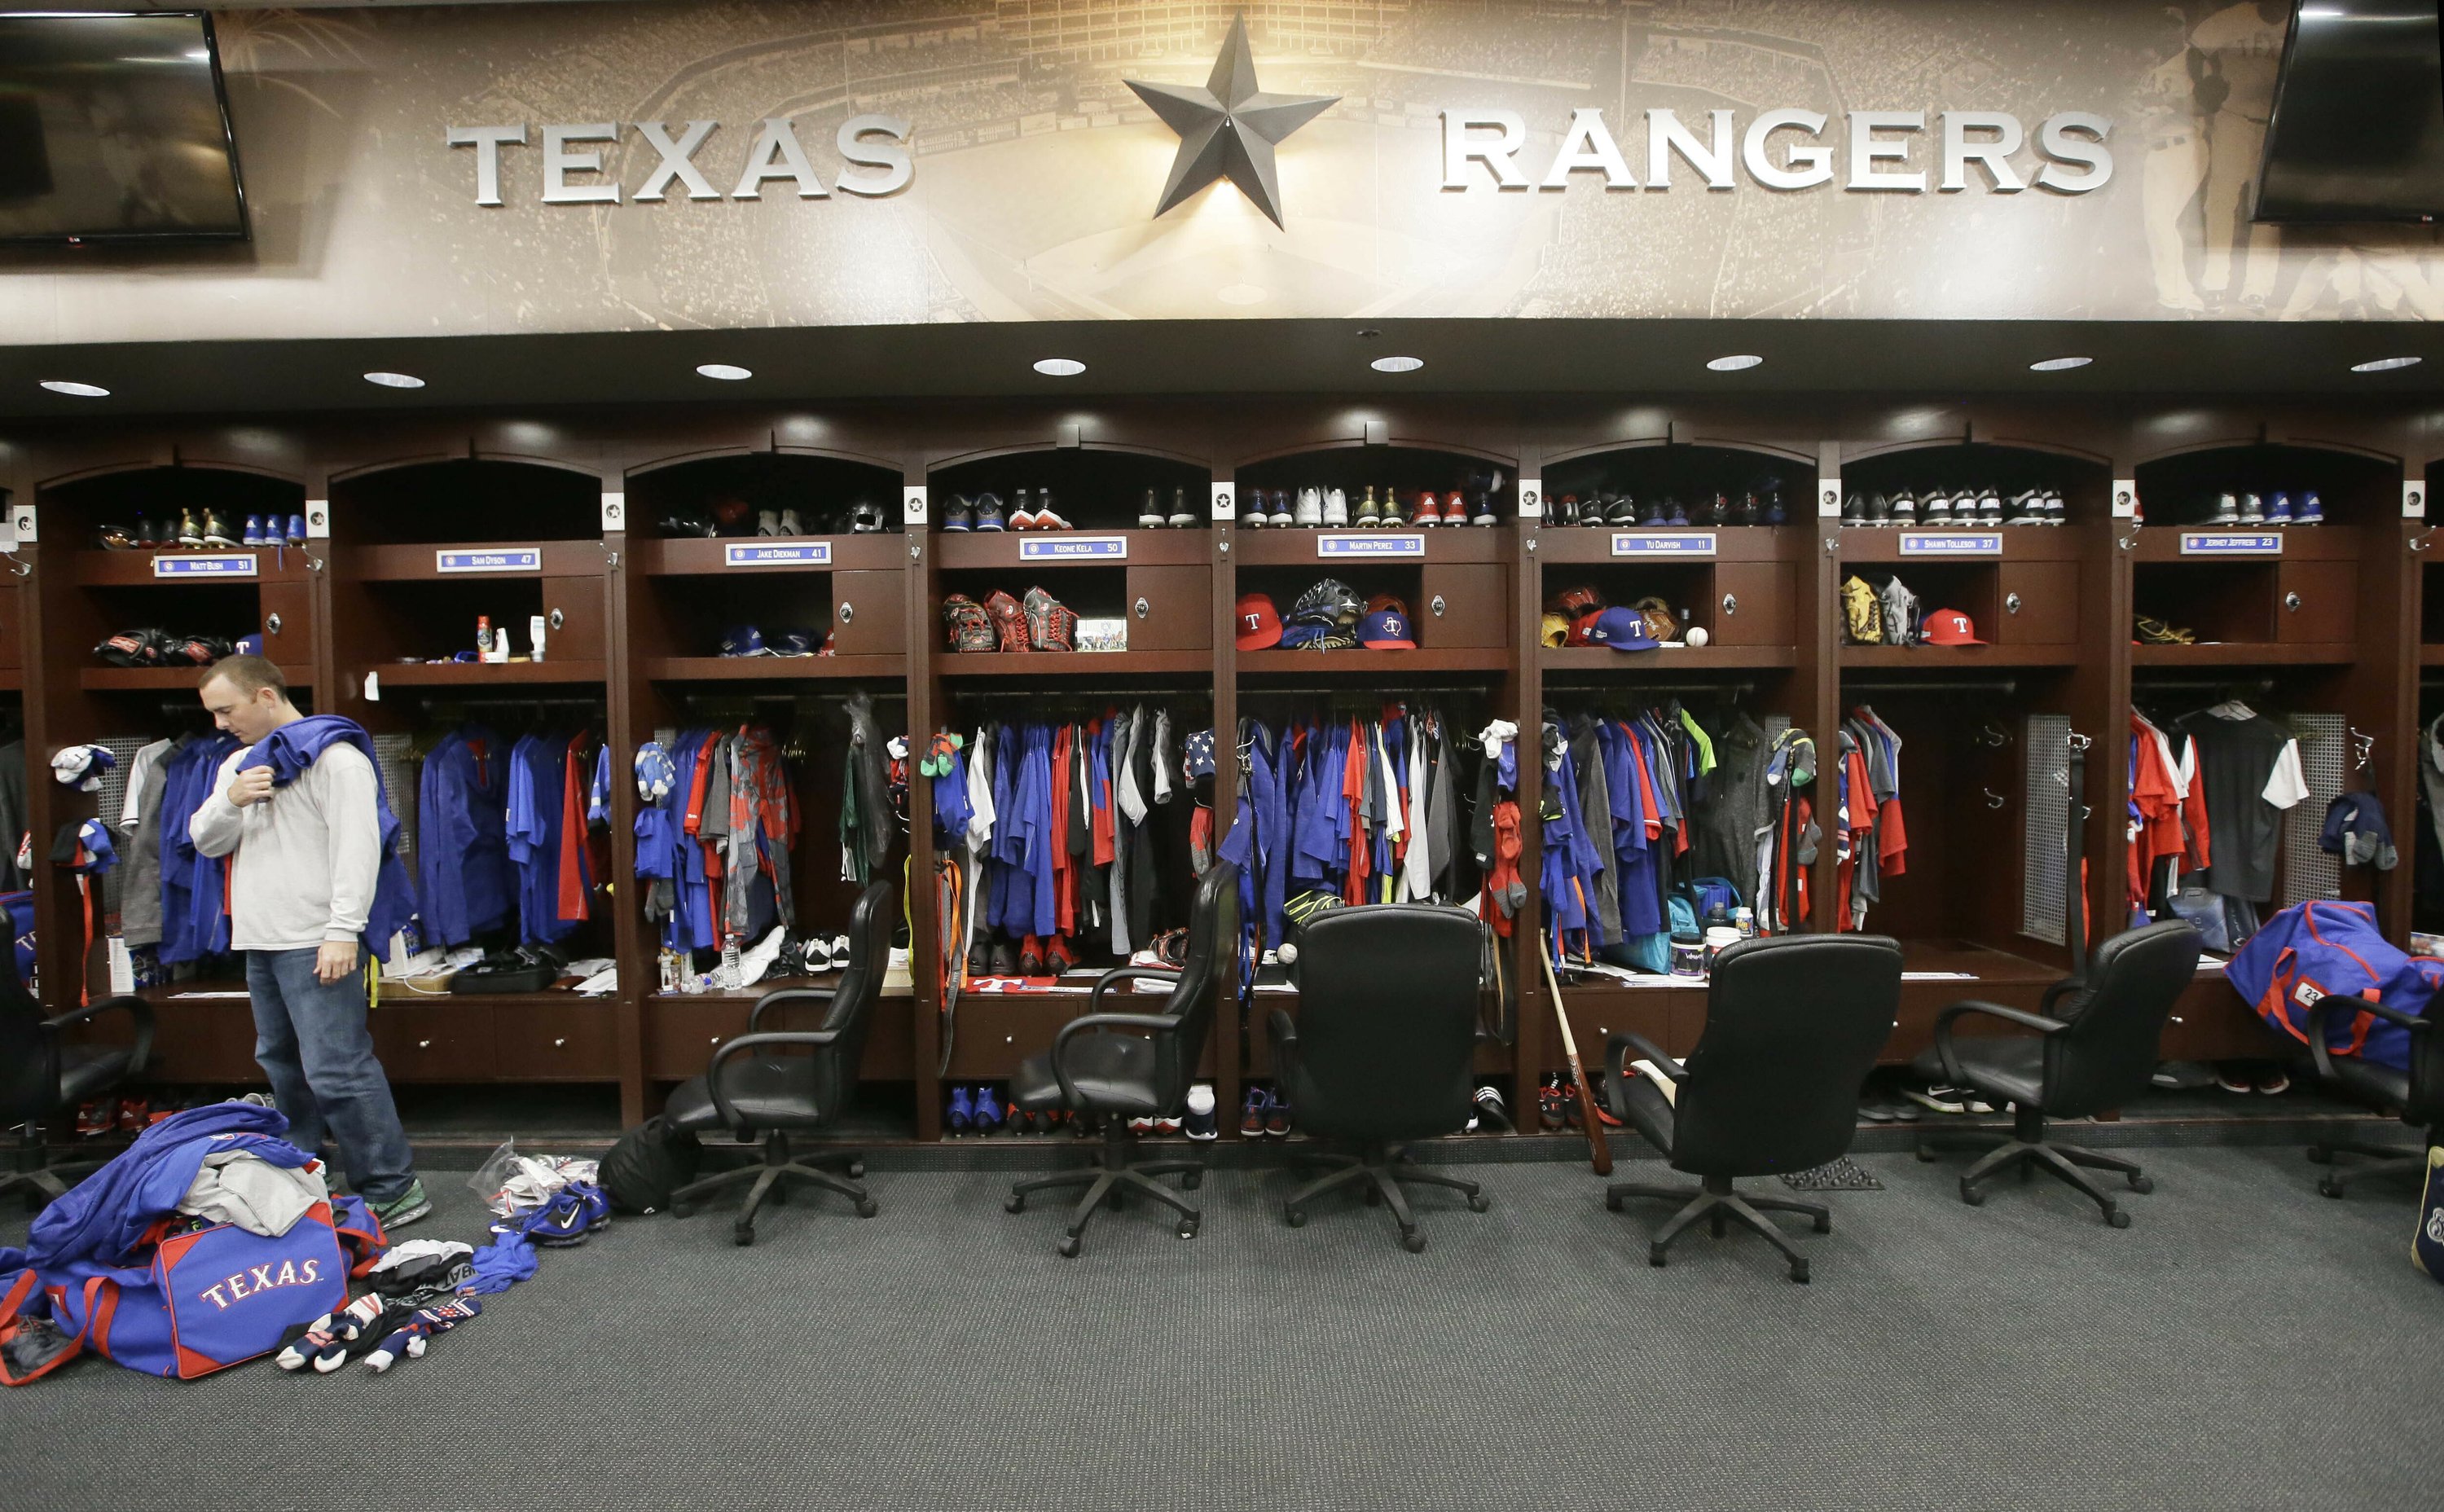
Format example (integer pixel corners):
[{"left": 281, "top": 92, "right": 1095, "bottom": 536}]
[
  {"left": 2178, "top": 532, "right": 2283, "bottom": 556},
  {"left": 1898, "top": 532, "right": 2002, "bottom": 557},
  {"left": 436, "top": 548, "right": 542, "bottom": 574},
  {"left": 1317, "top": 532, "right": 1424, "bottom": 558},
  {"left": 152, "top": 554, "right": 257, "bottom": 578},
  {"left": 723, "top": 542, "right": 833, "bottom": 567},
  {"left": 1019, "top": 535, "right": 1128, "bottom": 561},
  {"left": 1611, "top": 533, "right": 1717, "bottom": 557}
]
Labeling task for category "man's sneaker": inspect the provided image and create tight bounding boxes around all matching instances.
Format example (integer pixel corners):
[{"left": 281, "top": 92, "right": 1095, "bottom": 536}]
[
  {"left": 1356, "top": 486, "right": 1382, "bottom": 528},
  {"left": 1445, "top": 491, "right": 1470, "bottom": 528},
  {"left": 1378, "top": 486, "right": 1408, "bottom": 527},
  {"left": 1008, "top": 489, "right": 1040, "bottom": 530},
  {"left": 1032, "top": 496, "right": 1071, "bottom": 531},
  {"left": 1184, "top": 1083, "right": 1219, "bottom": 1140},
  {"left": 200, "top": 510, "right": 238, "bottom": 548},
  {"left": 2007, "top": 490, "right": 2044, "bottom": 525},
  {"left": 1604, "top": 492, "right": 1639, "bottom": 528},
  {"left": 2207, "top": 491, "right": 2240, "bottom": 525},
  {"left": 1862, "top": 493, "right": 1890, "bottom": 527},
  {"left": 1321, "top": 487, "right": 1348, "bottom": 528},
  {"left": 971, "top": 1087, "right": 1004, "bottom": 1135},
  {"left": 756, "top": 508, "right": 780, "bottom": 536},
  {"left": 2295, "top": 490, "right": 2324, "bottom": 525},
  {"left": 947, "top": 1084, "right": 975, "bottom": 1132},
  {"left": 1241, "top": 1085, "right": 1269, "bottom": 1138},
  {"left": 1472, "top": 491, "right": 1497, "bottom": 526},
  {"left": 1902, "top": 1083, "right": 1967, "bottom": 1114},
  {"left": 241, "top": 514, "right": 266, "bottom": 547},
  {"left": 1537, "top": 1072, "right": 1566, "bottom": 1130},
  {"left": 1264, "top": 1092, "right": 1291, "bottom": 1137},
  {"left": 175, "top": 508, "right": 204, "bottom": 547},
  {"left": 1760, "top": 489, "right": 1787, "bottom": 525},
  {"left": 2265, "top": 490, "right": 2293, "bottom": 527},
  {"left": 2237, "top": 492, "right": 2266, "bottom": 525},
  {"left": 1241, "top": 490, "right": 1267, "bottom": 528},
  {"left": 1976, "top": 489, "right": 2003, "bottom": 525},
  {"left": 1413, "top": 490, "right": 1443, "bottom": 528},
  {"left": 2042, "top": 491, "right": 2066, "bottom": 525},
  {"left": 1840, "top": 493, "right": 1866, "bottom": 526},
  {"left": 1295, "top": 488, "right": 1323, "bottom": 527},
  {"left": 372, "top": 1180, "right": 433, "bottom": 1232},
  {"left": 778, "top": 508, "right": 803, "bottom": 535},
  {"left": 1165, "top": 487, "right": 1196, "bottom": 528},
  {"left": 1268, "top": 490, "right": 1294, "bottom": 528},
  {"left": 973, "top": 492, "right": 1008, "bottom": 532},
  {"left": 1888, "top": 490, "right": 1917, "bottom": 527},
  {"left": 1470, "top": 1084, "right": 1511, "bottom": 1133},
  {"left": 1923, "top": 492, "right": 1954, "bottom": 527},
  {"left": 1140, "top": 488, "right": 1166, "bottom": 528},
  {"left": 940, "top": 494, "right": 974, "bottom": 532}
]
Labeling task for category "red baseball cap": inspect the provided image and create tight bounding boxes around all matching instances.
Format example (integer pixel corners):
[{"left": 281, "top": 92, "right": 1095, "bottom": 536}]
[
  {"left": 1235, "top": 591, "right": 1282, "bottom": 651},
  {"left": 1923, "top": 608, "right": 1985, "bottom": 645}
]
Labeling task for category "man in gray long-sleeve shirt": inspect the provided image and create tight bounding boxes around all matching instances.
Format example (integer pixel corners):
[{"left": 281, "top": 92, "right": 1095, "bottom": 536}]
[{"left": 193, "top": 656, "right": 427, "bottom": 1228}]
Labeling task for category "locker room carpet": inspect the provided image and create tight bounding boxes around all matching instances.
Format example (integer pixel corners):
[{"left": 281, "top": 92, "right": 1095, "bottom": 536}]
[{"left": 8, "top": 1145, "right": 2442, "bottom": 1512}]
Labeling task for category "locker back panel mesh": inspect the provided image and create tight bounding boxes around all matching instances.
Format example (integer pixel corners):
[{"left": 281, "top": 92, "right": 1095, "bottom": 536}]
[
  {"left": 2281, "top": 713, "right": 2345, "bottom": 909},
  {"left": 2022, "top": 714, "right": 2069, "bottom": 945},
  {"left": 374, "top": 733, "right": 417, "bottom": 860},
  {"left": 92, "top": 736, "right": 150, "bottom": 916}
]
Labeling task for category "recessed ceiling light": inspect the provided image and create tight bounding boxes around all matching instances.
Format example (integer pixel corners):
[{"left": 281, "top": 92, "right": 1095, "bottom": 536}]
[
  {"left": 695, "top": 363, "right": 752, "bottom": 380},
  {"left": 1032, "top": 358, "right": 1086, "bottom": 376},
  {"left": 1706, "top": 354, "right": 1763, "bottom": 372},
  {"left": 363, "top": 371, "right": 424, "bottom": 389},
  {"left": 2029, "top": 356, "right": 2092, "bottom": 371},
  {"left": 40, "top": 380, "right": 108, "bottom": 398},
  {"left": 2350, "top": 355, "right": 2421, "bottom": 373},
  {"left": 1370, "top": 355, "right": 1423, "bottom": 373}
]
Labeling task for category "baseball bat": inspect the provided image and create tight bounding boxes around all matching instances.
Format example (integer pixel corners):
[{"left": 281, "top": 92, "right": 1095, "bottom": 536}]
[{"left": 1538, "top": 934, "right": 1613, "bottom": 1176}]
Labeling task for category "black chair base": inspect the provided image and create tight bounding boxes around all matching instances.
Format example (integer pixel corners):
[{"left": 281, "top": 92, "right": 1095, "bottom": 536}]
[
  {"left": 1918, "top": 1109, "right": 2150, "bottom": 1226},
  {"left": 1281, "top": 1141, "right": 1487, "bottom": 1253},
  {"left": 670, "top": 1131, "right": 873, "bottom": 1246},
  {"left": 0, "top": 1155, "right": 105, "bottom": 1211},
  {"left": 1005, "top": 1120, "right": 1202, "bottom": 1257},
  {"left": 2306, "top": 1136, "right": 2428, "bottom": 1198},
  {"left": 1606, "top": 1171, "right": 1828, "bottom": 1283}
]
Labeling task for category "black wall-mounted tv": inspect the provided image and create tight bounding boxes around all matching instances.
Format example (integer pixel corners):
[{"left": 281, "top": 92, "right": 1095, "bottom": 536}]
[
  {"left": 0, "top": 10, "right": 248, "bottom": 244},
  {"left": 2255, "top": 0, "right": 2444, "bottom": 222}
]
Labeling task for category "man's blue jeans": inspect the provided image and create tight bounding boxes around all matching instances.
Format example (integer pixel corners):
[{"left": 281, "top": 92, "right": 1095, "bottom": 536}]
[{"left": 245, "top": 947, "right": 415, "bottom": 1203}]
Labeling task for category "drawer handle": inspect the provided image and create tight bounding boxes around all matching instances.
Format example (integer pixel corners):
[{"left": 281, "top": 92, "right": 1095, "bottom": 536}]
[
  {"left": 1135, "top": 596, "right": 1150, "bottom": 620},
  {"left": 710, "top": 1035, "right": 721, "bottom": 1044},
  {"left": 1430, "top": 595, "right": 1447, "bottom": 618},
  {"left": 2284, "top": 591, "right": 2303, "bottom": 613},
  {"left": 266, "top": 612, "right": 284, "bottom": 635},
  {"left": 2005, "top": 592, "right": 2022, "bottom": 615},
  {"left": 1721, "top": 593, "right": 1738, "bottom": 616},
  {"left": 416, "top": 1039, "right": 433, "bottom": 1049},
  {"left": 553, "top": 1037, "right": 567, "bottom": 1048},
  {"left": 838, "top": 600, "right": 855, "bottom": 625}
]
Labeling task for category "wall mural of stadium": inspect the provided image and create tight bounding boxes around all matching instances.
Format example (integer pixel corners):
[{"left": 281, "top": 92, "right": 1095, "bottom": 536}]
[{"left": 5, "top": 0, "right": 2438, "bottom": 347}]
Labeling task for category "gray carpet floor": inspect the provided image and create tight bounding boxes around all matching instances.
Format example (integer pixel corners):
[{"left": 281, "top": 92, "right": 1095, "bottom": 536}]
[{"left": 7, "top": 1144, "right": 2442, "bottom": 1512}]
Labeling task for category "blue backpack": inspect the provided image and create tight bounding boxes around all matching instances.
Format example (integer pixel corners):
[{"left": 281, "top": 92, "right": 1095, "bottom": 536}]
[{"left": 2224, "top": 900, "right": 2439, "bottom": 1072}]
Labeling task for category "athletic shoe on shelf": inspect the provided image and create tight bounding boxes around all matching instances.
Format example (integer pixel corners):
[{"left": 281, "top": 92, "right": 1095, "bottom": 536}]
[
  {"left": 2213, "top": 1066, "right": 2252, "bottom": 1094},
  {"left": 1974, "top": 489, "right": 2002, "bottom": 525},
  {"left": 1888, "top": 490, "right": 1917, "bottom": 527},
  {"left": 1470, "top": 1084, "right": 1512, "bottom": 1133},
  {"left": 1008, "top": 489, "right": 1039, "bottom": 530},
  {"left": 971, "top": 1087, "right": 1004, "bottom": 1135},
  {"left": 240, "top": 514, "right": 266, "bottom": 547},
  {"left": 988, "top": 937, "right": 1018, "bottom": 976},
  {"left": 1376, "top": 486, "right": 1406, "bottom": 527},
  {"left": 940, "top": 494, "right": 974, "bottom": 532},
  {"left": 1901, "top": 1083, "right": 1968, "bottom": 1114},
  {"left": 2265, "top": 490, "right": 2293, "bottom": 527},
  {"left": 1660, "top": 495, "right": 1686, "bottom": 527},
  {"left": 1240, "top": 490, "right": 1267, "bottom": 528},
  {"left": 1322, "top": 487, "right": 1348, "bottom": 528},
  {"left": 1033, "top": 502, "right": 1071, "bottom": 531},
  {"left": 286, "top": 514, "right": 309, "bottom": 547},
  {"left": 2256, "top": 1070, "right": 2291, "bottom": 1095},
  {"left": 1638, "top": 494, "right": 1668, "bottom": 528},
  {"left": 778, "top": 508, "right": 803, "bottom": 535},
  {"left": 1264, "top": 1092, "right": 1291, "bottom": 1137},
  {"left": 1140, "top": 487, "right": 1166, "bottom": 528},
  {"left": 2237, "top": 492, "right": 2266, "bottom": 525},
  {"left": 1602, "top": 492, "right": 1637, "bottom": 528},
  {"left": 95, "top": 522, "right": 140, "bottom": 551},
  {"left": 75, "top": 1100, "right": 113, "bottom": 1137},
  {"left": 1445, "top": 491, "right": 1470, "bottom": 528},
  {"left": 1242, "top": 1085, "right": 1269, "bottom": 1138},
  {"left": 1166, "top": 487, "right": 1197, "bottom": 528},
  {"left": 1536, "top": 1072, "right": 1565, "bottom": 1130},
  {"left": 973, "top": 492, "right": 1008, "bottom": 532},
  {"left": 199, "top": 510, "right": 238, "bottom": 548},
  {"left": 2206, "top": 491, "right": 2240, "bottom": 525},
  {"left": 1182, "top": 1083, "right": 1219, "bottom": 1141},
  {"left": 1472, "top": 491, "right": 1497, "bottom": 526},
  {"left": 756, "top": 509, "right": 780, "bottom": 536},
  {"left": 1044, "top": 934, "right": 1076, "bottom": 974},
  {"left": 1355, "top": 486, "right": 1381, "bottom": 528},
  {"left": 174, "top": 508, "right": 204, "bottom": 547},
  {"left": 1840, "top": 493, "right": 1866, "bottom": 527},
  {"left": 1413, "top": 490, "right": 1443, "bottom": 528},
  {"left": 1154, "top": 1108, "right": 1184, "bottom": 1136},
  {"left": 1018, "top": 935, "right": 1044, "bottom": 976},
  {"left": 1922, "top": 492, "right": 1954, "bottom": 527},
  {"left": 2043, "top": 490, "right": 2066, "bottom": 525},
  {"left": 947, "top": 1084, "right": 974, "bottom": 1133},
  {"left": 1127, "top": 1114, "right": 1156, "bottom": 1136},
  {"left": 1761, "top": 489, "right": 1787, "bottom": 525},
  {"left": 1295, "top": 487, "right": 1322, "bottom": 528},
  {"left": 1560, "top": 1079, "right": 1584, "bottom": 1129},
  {"left": 2007, "top": 490, "right": 2045, "bottom": 525},
  {"left": 2294, "top": 490, "right": 2323, "bottom": 525},
  {"left": 1268, "top": 489, "right": 1294, "bottom": 528},
  {"left": 1863, "top": 493, "right": 1891, "bottom": 527},
  {"left": 372, "top": 1180, "right": 433, "bottom": 1231}
]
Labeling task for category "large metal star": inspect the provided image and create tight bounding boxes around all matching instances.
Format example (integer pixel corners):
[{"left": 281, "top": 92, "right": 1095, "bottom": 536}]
[{"left": 1125, "top": 15, "right": 1338, "bottom": 229}]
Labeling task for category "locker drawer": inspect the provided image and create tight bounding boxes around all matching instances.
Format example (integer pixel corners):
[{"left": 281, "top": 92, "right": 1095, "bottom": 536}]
[
  {"left": 495, "top": 1002, "right": 619, "bottom": 1079},
  {"left": 646, "top": 1001, "right": 749, "bottom": 1079},
  {"left": 371, "top": 1004, "right": 497, "bottom": 1081},
  {"left": 1419, "top": 564, "right": 1507, "bottom": 648},
  {"left": 1710, "top": 562, "right": 1792, "bottom": 647},
  {"left": 541, "top": 575, "right": 607, "bottom": 660},
  {"left": 2276, "top": 560, "right": 2355, "bottom": 644},
  {"left": 260, "top": 582, "right": 313, "bottom": 655},
  {"left": 832, "top": 568, "right": 906, "bottom": 655},
  {"left": 1123, "top": 564, "right": 1211, "bottom": 651},
  {"left": 1994, "top": 561, "right": 2081, "bottom": 645}
]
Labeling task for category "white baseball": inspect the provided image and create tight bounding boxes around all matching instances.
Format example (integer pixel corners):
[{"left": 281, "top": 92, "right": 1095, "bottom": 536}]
[{"left": 1686, "top": 626, "right": 1711, "bottom": 648}]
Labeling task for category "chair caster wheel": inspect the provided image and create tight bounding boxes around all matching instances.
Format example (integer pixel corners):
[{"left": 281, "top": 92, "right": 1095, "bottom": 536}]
[
  {"left": 1004, "top": 1194, "right": 1026, "bottom": 1214},
  {"left": 1647, "top": 1244, "right": 1668, "bottom": 1268},
  {"left": 1057, "top": 1236, "right": 1081, "bottom": 1258},
  {"left": 1789, "top": 1261, "right": 1810, "bottom": 1284},
  {"left": 1400, "top": 1230, "right": 1426, "bottom": 1254},
  {"left": 1467, "top": 1193, "right": 1490, "bottom": 1213},
  {"left": 846, "top": 1160, "right": 865, "bottom": 1180},
  {"left": 1915, "top": 1145, "right": 1938, "bottom": 1163},
  {"left": 1605, "top": 1191, "right": 1624, "bottom": 1211},
  {"left": 2318, "top": 1176, "right": 2346, "bottom": 1199},
  {"left": 2127, "top": 1175, "right": 2152, "bottom": 1194},
  {"left": 1813, "top": 1214, "right": 1833, "bottom": 1234},
  {"left": 855, "top": 1198, "right": 878, "bottom": 1218},
  {"left": 732, "top": 1224, "right": 755, "bottom": 1247},
  {"left": 1182, "top": 1171, "right": 1202, "bottom": 1190},
  {"left": 1284, "top": 1207, "right": 1307, "bottom": 1228},
  {"left": 2104, "top": 1207, "right": 2131, "bottom": 1228},
  {"left": 1958, "top": 1182, "right": 1985, "bottom": 1207},
  {"left": 1176, "top": 1220, "right": 1198, "bottom": 1241},
  {"left": 671, "top": 1202, "right": 694, "bottom": 1220},
  {"left": 2305, "top": 1145, "right": 2333, "bottom": 1165}
]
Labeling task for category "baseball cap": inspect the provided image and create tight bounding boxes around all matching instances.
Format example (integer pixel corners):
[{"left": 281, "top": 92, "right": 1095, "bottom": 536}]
[
  {"left": 1922, "top": 608, "right": 1985, "bottom": 645},
  {"left": 1566, "top": 609, "right": 1604, "bottom": 648},
  {"left": 1234, "top": 592, "right": 1282, "bottom": 651},
  {"left": 235, "top": 633, "right": 265, "bottom": 657},
  {"left": 719, "top": 624, "right": 771, "bottom": 657},
  {"left": 767, "top": 627, "right": 818, "bottom": 657},
  {"left": 1359, "top": 605, "right": 1415, "bottom": 650},
  {"left": 1587, "top": 605, "right": 1660, "bottom": 652},
  {"left": 1540, "top": 611, "right": 1571, "bottom": 648}
]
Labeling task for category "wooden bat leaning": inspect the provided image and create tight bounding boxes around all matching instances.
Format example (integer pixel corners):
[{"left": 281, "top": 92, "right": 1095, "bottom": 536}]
[{"left": 1538, "top": 937, "right": 1613, "bottom": 1176}]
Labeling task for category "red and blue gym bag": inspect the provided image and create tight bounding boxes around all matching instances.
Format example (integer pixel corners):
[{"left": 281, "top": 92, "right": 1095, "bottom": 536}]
[
  {"left": 2224, "top": 900, "right": 2441, "bottom": 1072},
  {"left": 0, "top": 1103, "right": 385, "bottom": 1384}
]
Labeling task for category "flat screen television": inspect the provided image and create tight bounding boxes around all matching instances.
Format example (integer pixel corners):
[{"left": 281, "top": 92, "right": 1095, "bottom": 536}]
[
  {"left": 2255, "top": 0, "right": 2444, "bottom": 222},
  {"left": 0, "top": 10, "right": 248, "bottom": 244}
]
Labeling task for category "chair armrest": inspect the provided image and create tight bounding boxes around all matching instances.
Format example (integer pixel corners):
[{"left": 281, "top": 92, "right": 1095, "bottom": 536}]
[
  {"left": 2303, "top": 996, "right": 2433, "bottom": 1085},
  {"left": 1267, "top": 1008, "right": 1299, "bottom": 1085},
  {"left": 1932, "top": 999, "right": 2064, "bottom": 1090},
  {"left": 1049, "top": 1011, "right": 1181, "bottom": 1106},
  {"left": 46, "top": 994, "right": 156, "bottom": 1079},
  {"left": 705, "top": 1031, "right": 840, "bottom": 1132},
  {"left": 1607, "top": 1029, "right": 1684, "bottom": 1085},
  {"left": 748, "top": 986, "right": 837, "bottom": 1035},
  {"left": 1084, "top": 966, "right": 1180, "bottom": 1013}
]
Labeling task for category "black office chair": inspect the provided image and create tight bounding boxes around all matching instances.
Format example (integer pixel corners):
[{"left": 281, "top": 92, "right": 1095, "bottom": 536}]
[
  {"left": 1268, "top": 903, "right": 1490, "bottom": 1253},
  {"left": 1005, "top": 861, "right": 1237, "bottom": 1258},
  {"left": 1605, "top": 934, "right": 1901, "bottom": 1283},
  {"left": 2301, "top": 991, "right": 2439, "bottom": 1198},
  {"left": 662, "top": 881, "right": 893, "bottom": 1245},
  {"left": 1917, "top": 920, "right": 2201, "bottom": 1226},
  {"left": 0, "top": 969, "right": 154, "bottom": 1209}
]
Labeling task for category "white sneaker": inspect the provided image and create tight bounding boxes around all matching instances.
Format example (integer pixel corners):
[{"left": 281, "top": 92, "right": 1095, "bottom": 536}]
[
  {"left": 778, "top": 508, "right": 802, "bottom": 536},
  {"left": 1322, "top": 487, "right": 1348, "bottom": 527},
  {"left": 756, "top": 509, "right": 780, "bottom": 536},
  {"left": 1295, "top": 487, "right": 1323, "bottom": 528}
]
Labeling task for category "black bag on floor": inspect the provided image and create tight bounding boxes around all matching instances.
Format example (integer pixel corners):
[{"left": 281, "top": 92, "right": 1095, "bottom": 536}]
[{"left": 600, "top": 1116, "right": 701, "bottom": 1215}]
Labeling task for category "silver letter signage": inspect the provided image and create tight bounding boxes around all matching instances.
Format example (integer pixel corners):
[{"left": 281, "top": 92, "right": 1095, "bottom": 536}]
[
  {"left": 541, "top": 123, "right": 621, "bottom": 204},
  {"left": 446, "top": 124, "right": 526, "bottom": 207},
  {"left": 732, "top": 117, "right": 829, "bottom": 200},
  {"left": 633, "top": 120, "right": 722, "bottom": 201}
]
